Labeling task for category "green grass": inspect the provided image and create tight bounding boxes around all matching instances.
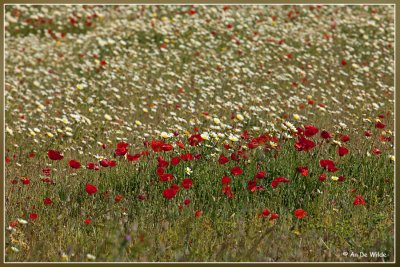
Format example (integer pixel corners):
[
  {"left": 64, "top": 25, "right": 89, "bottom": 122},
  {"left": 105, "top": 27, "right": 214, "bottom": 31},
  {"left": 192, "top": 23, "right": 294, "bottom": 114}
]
[{"left": 4, "top": 4, "right": 394, "bottom": 262}]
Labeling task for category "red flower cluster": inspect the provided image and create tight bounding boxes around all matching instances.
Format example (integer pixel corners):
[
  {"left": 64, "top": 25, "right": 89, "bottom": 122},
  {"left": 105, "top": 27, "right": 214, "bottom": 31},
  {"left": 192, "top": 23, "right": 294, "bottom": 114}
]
[
  {"left": 319, "top": 159, "right": 338, "bottom": 172},
  {"left": 48, "top": 150, "right": 63, "bottom": 160},
  {"left": 258, "top": 208, "right": 279, "bottom": 221},
  {"left": 163, "top": 184, "right": 180, "bottom": 199},
  {"left": 271, "top": 176, "right": 290, "bottom": 188},
  {"left": 294, "top": 209, "right": 308, "bottom": 219},
  {"left": 353, "top": 195, "right": 365, "bottom": 206},
  {"left": 86, "top": 183, "right": 98, "bottom": 195}
]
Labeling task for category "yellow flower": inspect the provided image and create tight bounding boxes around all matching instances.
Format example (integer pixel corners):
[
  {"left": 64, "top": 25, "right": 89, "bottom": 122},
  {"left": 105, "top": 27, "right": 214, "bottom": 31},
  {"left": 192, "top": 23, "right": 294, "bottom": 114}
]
[
  {"left": 292, "top": 230, "right": 301, "bottom": 236},
  {"left": 86, "top": 254, "right": 96, "bottom": 261},
  {"left": 185, "top": 167, "right": 193, "bottom": 175},
  {"left": 331, "top": 176, "right": 339, "bottom": 181},
  {"left": 47, "top": 132, "right": 54, "bottom": 138},
  {"left": 236, "top": 114, "right": 244, "bottom": 121},
  {"left": 201, "top": 132, "right": 210, "bottom": 140},
  {"left": 293, "top": 114, "right": 300, "bottom": 121},
  {"left": 104, "top": 114, "right": 112, "bottom": 121},
  {"left": 61, "top": 253, "right": 69, "bottom": 261},
  {"left": 228, "top": 134, "right": 239, "bottom": 142},
  {"left": 135, "top": 120, "right": 142, "bottom": 126},
  {"left": 160, "top": 132, "right": 171, "bottom": 139}
]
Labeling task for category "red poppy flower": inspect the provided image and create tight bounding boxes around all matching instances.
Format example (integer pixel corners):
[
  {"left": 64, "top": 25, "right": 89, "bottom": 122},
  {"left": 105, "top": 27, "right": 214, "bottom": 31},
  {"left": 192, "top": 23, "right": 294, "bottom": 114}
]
[
  {"left": 68, "top": 159, "right": 81, "bottom": 169},
  {"left": 188, "top": 134, "right": 203, "bottom": 146},
  {"left": 151, "top": 140, "right": 164, "bottom": 152},
  {"left": 156, "top": 167, "right": 165, "bottom": 176},
  {"left": 163, "top": 187, "right": 178, "bottom": 199},
  {"left": 84, "top": 218, "right": 91, "bottom": 225},
  {"left": 29, "top": 213, "right": 38, "bottom": 220},
  {"left": 182, "top": 178, "right": 193, "bottom": 189},
  {"left": 247, "top": 141, "right": 259, "bottom": 149},
  {"left": 99, "top": 159, "right": 110, "bottom": 167},
  {"left": 171, "top": 157, "right": 180, "bottom": 165},
  {"left": 115, "top": 194, "right": 124, "bottom": 203},
  {"left": 162, "top": 143, "right": 173, "bottom": 152},
  {"left": 184, "top": 199, "right": 191, "bottom": 205},
  {"left": 221, "top": 176, "right": 231, "bottom": 184},
  {"left": 339, "top": 134, "right": 350, "bottom": 142},
  {"left": 297, "top": 166, "right": 309, "bottom": 177},
  {"left": 338, "top": 146, "right": 349, "bottom": 157},
  {"left": 248, "top": 180, "right": 258, "bottom": 192},
  {"left": 218, "top": 154, "right": 229, "bottom": 165},
  {"left": 127, "top": 153, "right": 141, "bottom": 161},
  {"left": 170, "top": 184, "right": 180, "bottom": 192},
  {"left": 176, "top": 141, "right": 185, "bottom": 149},
  {"left": 353, "top": 195, "right": 365, "bottom": 206},
  {"left": 241, "top": 130, "right": 250, "bottom": 139},
  {"left": 117, "top": 141, "right": 129, "bottom": 149},
  {"left": 195, "top": 210, "right": 203, "bottom": 217},
  {"left": 86, "top": 183, "right": 98, "bottom": 195},
  {"left": 87, "top": 162, "right": 99, "bottom": 170},
  {"left": 375, "top": 121, "right": 385, "bottom": 129},
  {"left": 42, "top": 167, "right": 51, "bottom": 176},
  {"left": 115, "top": 142, "right": 129, "bottom": 156},
  {"left": 223, "top": 143, "right": 231, "bottom": 150},
  {"left": 231, "top": 166, "right": 243, "bottom": 176},
  {"left": 372, "top": 147, "right": 382, "bottom": 155},
  {"left": 364, "top": 131, "right": 373, "bottom": 137},
  {"left": 115, "top": 147, "right": 128, "bottom": 156},
  {"left": 269, "top": 213, "right": 279, "bottom": 221},
  {"left": 181, "top": 153, "right": 194, "bottom": 161},
  {"left": 261, "top": 208, "right": 270, "bottom": 217},
  {"left": 255, "top": 171, "right": 266, "bottom": 179},
  {"left": 294, "top": 136, "right": 316, "bottom": 152},
  {"left": 271, "top": 176, "right": 289, "bottom": 188},
  {"left": 341, "top": 59, "right": 347, "bottom": 66},
  {"left": 48, "top": 150, "right": 63, "bottom": 160},
  {"left": 222, "top": 185, "right": 234, "bottom": 198},
  {"left": 109, "top": 160, "right": 117, "bottom": 167},
  {"left": 9, "top": 221, "right": 18, "bottom": 228},
  {"left": 319, "top": 159, "right": 338, "bottom": 172},
  {"left": 21, "top": 177, "right": 30, "bottom": 185},
  {"left": 158, "top": 158, "right": 169, "bottom": 168},
  {"left": 294, "top": 209, "right": 308, "bottom": 219},
  {"left": 319, "top": 173, "right": 327, "bottom": 181},
  {"left": 159, "top": 173, "right": 174, "bottom": 182},
  {"left": 304, "top": 125, "right": 319, "bottom": 137},
  {"left": 379, "top": 135, "right": 391, "bottom": 142},
  {"left": 320, "top": 130, "right": 333, "bottom": 139},
  {"left": 43, "top": 197, "right": 53, "bottom": 205}
]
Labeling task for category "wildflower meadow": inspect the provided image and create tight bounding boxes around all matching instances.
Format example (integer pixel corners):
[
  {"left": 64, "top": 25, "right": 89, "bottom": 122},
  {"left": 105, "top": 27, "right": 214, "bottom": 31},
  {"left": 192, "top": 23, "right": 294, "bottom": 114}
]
[{"left": 4, "top": 5, "right": 395, "bottom": 262}]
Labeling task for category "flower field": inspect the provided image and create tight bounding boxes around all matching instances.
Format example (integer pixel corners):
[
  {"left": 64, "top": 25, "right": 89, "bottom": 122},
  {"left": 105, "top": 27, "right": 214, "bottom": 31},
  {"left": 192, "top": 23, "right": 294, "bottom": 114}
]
[{"left": 4, "top": 5, "right": 395, "bottom": 262}]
